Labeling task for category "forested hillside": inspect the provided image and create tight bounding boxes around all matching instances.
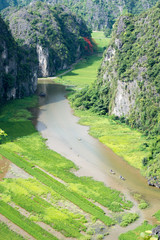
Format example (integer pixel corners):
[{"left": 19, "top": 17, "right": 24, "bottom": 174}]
[
  {"left": 0, "top": 15, "right": 37, "bottom": 102},
  {"left": 1, "top": 0, "right": 159, "bottom": 30},
  {"left": 72, "top": 2, "right": 160, "bottom": 187},
  {"left": 0, "top": 1, "right": 94, "bottom": 102},
  {"left": 3, "top": 2, "right": 94, "bottom": 77}
]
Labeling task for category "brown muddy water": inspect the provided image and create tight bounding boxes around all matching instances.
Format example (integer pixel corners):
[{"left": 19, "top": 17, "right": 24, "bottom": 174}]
[{"left": 35, "top": 79, "right": 160, "bottom": 238}]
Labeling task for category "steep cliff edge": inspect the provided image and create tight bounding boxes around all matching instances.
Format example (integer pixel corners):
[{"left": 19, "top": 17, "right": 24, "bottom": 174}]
[
  {"left": 4, "top": 2, "right": 94, "bottom": 77},
  {"left": 0, "top": 2, "right": 93, "bottom": 101},
  {"left": 72, "top": 3, "right": 160, "bottom": 187},
  {"left": 97, "top": 4, "right": 160, "bottom": 130},
  {"left": 0, "top": 15, "right": 37, "bottom": 102}
]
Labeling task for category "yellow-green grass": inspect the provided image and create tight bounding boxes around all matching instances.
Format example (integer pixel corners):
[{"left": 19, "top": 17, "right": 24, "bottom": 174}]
[
  {"left": 154, "top": 210, "right": 160, "bottom": 221},
  {"left": 55, "top": 55, "right": 102, "bottom": 87},
  {"left": 0, "top": 98, "right": 132, "bottom": 212},
  {"left": 54, "top": 32, "right": 111, "bottom": 87},
  {"left": 119, "top": 210, "right": 160, "bottom": 240},
  {"left": 118, "top": 221, "right": 155, "bottom": 240},
  {"left": 0, "top": 222, "right": 25, "bottom": 240},
  {"left": 133, "top": 193, "right": 149, "bottom": 209},
  {"left": 0, "top": 200, "right": 58, "bottom": 240},
  {"left": 120, "top": 213, "right": 139, "bottom": 227},
  {"left": 0, "top": 96, "right": 136, "bottom": 239},
  {"left": 91, "top": 31, "right": 111, "bottom": 52},
  {"left": 74, "top": 110, "right": 150, "bottom": 170}
]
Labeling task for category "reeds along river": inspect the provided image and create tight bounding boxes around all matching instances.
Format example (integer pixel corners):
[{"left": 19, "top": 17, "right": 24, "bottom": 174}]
[{"left": 35, "top": 79, "right": 160, "bottom": 226}]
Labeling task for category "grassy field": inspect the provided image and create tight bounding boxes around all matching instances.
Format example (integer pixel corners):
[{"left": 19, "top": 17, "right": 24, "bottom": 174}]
[
  {"left": 154, "top": 210, "right": 160, "bottom": 221},
  {"left": 73, "top": 110, "right": 150, "bottom": 170},
  {"left": 0, "top": 222, "right": 25, "bottom": 240},
  {"left": 119, "top": 211, "right": 160, "bottom": 239},
  {"left": 92, "top": 31, "right": 111, "bottom": 52},
  {"left": 55, "top": 55, "right": 102, "bottom": 88},
  {"left": 54, "top": 32, "right": 111, "bottom": 88},
  {"left": 0, "top": 95, "right": 138, "bottom": 239}
]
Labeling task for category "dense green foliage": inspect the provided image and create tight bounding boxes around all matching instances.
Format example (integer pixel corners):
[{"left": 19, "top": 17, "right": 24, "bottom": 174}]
[
  {"left": 70, "top": 3, "right": 160, "bottom": 186},
  {"left": 0, "top": 0, "right": 31, "bottom": 11},
  {"left": 4, "top": 2, "right": 95, "bottom": 77},
  {"left": 120, "top": 213, "right": 139, "bottom": 227},
  {"left": 1, "top": 0, "right": 159, "bottom": 30},
  {"left": 0, "top": 15, "right": 37, "bottom": 102}
]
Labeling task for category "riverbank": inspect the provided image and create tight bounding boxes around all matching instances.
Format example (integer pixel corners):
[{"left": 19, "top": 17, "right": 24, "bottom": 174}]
[
  {"left": 0, "top": 92, "right": 143, "bottom": 239},
  {"left": 45, "top": 31, "right": 160, "bottom": 238},
  {"left": 36, "top": 80, "right": 160, "bottom": 240}
]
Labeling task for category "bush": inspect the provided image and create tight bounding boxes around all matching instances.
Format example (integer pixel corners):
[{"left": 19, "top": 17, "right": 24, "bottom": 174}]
[{"left": 120, "top": 213, "right": 139, "bottom": 227}]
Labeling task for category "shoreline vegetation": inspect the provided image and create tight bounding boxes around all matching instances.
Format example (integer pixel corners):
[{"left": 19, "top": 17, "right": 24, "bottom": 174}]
[
  {"left": 0, "top": 31, "right": 159, "bottom": 240},
  {"left": 0, "top": 85, "right": 140, "bottom": 239},
  {"left": 54, "top": 32, "right": 151, "bottom": 172},
  {"left": 51, "top": 31, "right": 160, "bottom": 238}
]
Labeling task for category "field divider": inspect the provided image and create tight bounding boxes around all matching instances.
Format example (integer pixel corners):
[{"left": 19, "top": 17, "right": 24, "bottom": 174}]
[
  {"left": 0, "top": 148, "right": 115, "bottom": 226},
  {"left": 0, "top": 200, "right": 58, "bottom": 240}
]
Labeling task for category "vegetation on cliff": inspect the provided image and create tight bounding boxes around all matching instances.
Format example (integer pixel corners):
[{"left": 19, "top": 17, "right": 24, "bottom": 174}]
[
  {"left": 0, "top": 15, "right": 37, "bottom": 102},
  {"left": 3, "top": 2, "right": 96, "bottom": 77},
  {"left": 70, "top": 3, "right": 160, "bottom": 186},
  {"left": 1, "top": 0, "right": 159, "bottom": 31}
]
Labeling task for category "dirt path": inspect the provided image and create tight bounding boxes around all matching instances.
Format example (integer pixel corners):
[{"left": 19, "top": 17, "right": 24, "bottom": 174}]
[{"left": 0, "top": 214, "right": 36, "bottom": 240}]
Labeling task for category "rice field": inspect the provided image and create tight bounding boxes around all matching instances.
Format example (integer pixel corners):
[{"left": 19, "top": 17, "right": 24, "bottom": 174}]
[{"left": 0, "top": 96, "right": 137, "bottom": 239}]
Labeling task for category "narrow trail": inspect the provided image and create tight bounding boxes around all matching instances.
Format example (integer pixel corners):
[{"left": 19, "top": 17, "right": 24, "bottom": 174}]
[{"left": 0, "top": 214, "right": 36, "bottom": 240}]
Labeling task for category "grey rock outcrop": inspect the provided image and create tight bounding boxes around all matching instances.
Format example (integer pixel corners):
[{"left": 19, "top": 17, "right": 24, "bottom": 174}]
[
  {"left": 5, "top": 2, "right": 93, "bottom": 77},
  {"left": 0, "top": 15, "right": 37, "bottom": 102}
]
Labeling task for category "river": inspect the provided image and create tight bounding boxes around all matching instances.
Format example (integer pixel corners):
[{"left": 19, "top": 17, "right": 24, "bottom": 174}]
[{"left": 35, "top": 79, "right": 160, "bottom": 239}]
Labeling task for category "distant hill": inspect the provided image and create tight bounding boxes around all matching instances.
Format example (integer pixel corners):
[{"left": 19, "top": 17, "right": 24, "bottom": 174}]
[
  {"left": 1, "top": 0, "right": 159, "bottom": 30},
  {"left": 0, "top": 1, "right": 94, "bottom": 102},
  {"left": 4, "top": 2, "right": 95, "bottom": 77}
]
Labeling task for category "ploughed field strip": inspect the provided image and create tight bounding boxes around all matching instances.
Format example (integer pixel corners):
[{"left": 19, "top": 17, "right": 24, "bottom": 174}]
[
  {"left": 0, "top": 218, "right": 33, "bottom": 240},
  {"left": 0, "top": 90, "right": 137, "bottom": 239}
]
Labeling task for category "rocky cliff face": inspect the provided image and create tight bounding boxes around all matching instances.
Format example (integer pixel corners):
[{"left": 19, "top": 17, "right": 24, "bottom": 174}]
[
  {"left": 96, "top": 3, "right": 160, "bottom": 186},
  {"left": 97, "top": 5, "right": 160, "bottom": 125},
  {"left": 1, "top": 0, "right": 159, "bottom": 30},
  {"left": 0, "top": 15, "right": 37, "bottom": 102},
  {"left": 5, "top": 2, "right": 93, "bottom": 77},
  {"left": 71, "top": 3, "right": 160, "bottom": 186}
]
